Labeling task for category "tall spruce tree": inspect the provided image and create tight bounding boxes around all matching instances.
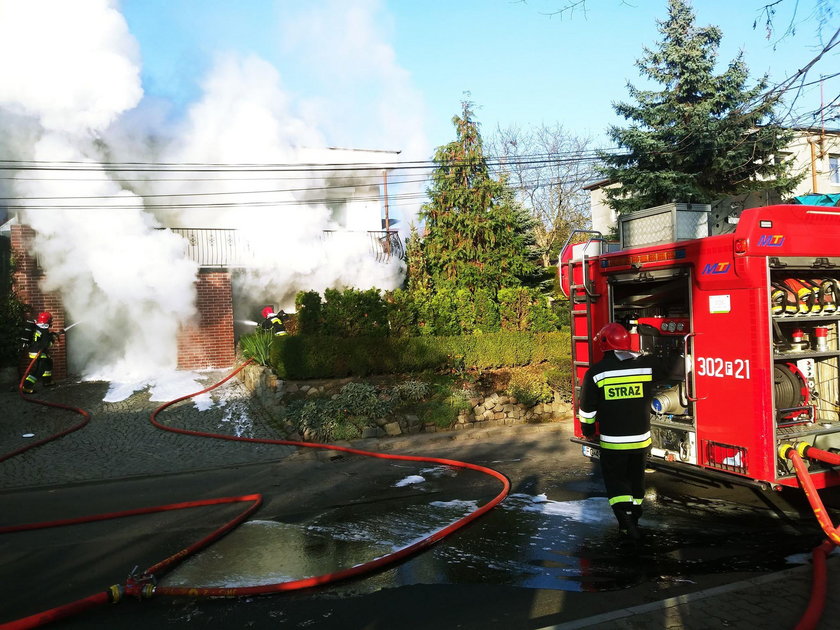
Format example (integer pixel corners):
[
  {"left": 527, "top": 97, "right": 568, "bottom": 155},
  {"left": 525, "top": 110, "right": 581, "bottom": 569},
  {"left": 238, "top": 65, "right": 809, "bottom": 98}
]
[
  {"left": 599, "top": 0, "right": 801, "bottom": 214},
  {"left": 418, "top": 101, "right": 539, "bottom": 293}
]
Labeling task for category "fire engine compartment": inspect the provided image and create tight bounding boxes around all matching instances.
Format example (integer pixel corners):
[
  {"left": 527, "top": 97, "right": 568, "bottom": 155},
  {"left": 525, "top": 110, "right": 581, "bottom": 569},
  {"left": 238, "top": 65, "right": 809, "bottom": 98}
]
[
  {"left": 609, "top": 269, "right": 698, "bottom": 467},
  {"left": 605, "top": 255, "right": 840, "bottom": 485},
  {"left": 770, "top": 259, "right": 840, "bottom": 479},
  {"left": 565, "top": 205, "right": 840, "bottom": 490}
]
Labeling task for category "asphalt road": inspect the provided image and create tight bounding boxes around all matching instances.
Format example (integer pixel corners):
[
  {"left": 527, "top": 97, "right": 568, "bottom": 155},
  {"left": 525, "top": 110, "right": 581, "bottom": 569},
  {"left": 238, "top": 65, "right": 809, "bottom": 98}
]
[{"left": 1, "top": 377, "right": 838, "bottom": 629}]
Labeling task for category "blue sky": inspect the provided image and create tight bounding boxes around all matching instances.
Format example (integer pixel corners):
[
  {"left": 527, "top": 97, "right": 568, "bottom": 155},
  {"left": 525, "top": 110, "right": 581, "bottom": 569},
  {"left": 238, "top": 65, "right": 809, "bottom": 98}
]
[{"left": 119, "top": 0, "right": 839, "bottom": 157}]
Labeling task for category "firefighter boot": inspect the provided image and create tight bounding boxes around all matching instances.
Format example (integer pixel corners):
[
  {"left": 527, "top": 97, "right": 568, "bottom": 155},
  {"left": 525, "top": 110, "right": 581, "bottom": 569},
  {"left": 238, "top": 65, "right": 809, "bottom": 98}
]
[
  {"left": 630, "top": 504, "right": 645, "bottom": 541},
  {"left": 614, "top": 506, "right": 641, "bottom": 543}
]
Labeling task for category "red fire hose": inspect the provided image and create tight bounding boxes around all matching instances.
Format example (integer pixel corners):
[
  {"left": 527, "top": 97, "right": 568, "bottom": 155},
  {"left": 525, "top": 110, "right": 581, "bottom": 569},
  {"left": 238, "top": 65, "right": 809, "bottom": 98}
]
[
  {"left": 780, "top": 443, "right": 840, "bottom": 630},
  {"left": 0, "top": 353, "right": 90, "bottom": 464},
  {"left": 0, "top": 360, "right": 511, "bottom": 628}
]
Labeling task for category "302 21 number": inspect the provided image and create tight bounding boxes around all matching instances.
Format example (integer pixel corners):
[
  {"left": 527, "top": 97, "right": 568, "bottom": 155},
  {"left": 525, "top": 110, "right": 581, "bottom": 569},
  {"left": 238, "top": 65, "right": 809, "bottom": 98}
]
[{"left": 696, "top": 357, "right": 751, "bottom": 380}]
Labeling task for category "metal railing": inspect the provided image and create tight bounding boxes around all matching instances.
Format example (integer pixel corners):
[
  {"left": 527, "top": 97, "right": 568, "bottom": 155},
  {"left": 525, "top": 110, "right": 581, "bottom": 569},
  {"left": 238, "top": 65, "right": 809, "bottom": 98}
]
[
  {"left": 166, "top": 227, "right": 403, "bottom": 268},
  {"left": 322, "top": 229, "right": 404, "bottom": 263},
  {"left": 168, "top": 228, "right": 253, "bottom": 268}
]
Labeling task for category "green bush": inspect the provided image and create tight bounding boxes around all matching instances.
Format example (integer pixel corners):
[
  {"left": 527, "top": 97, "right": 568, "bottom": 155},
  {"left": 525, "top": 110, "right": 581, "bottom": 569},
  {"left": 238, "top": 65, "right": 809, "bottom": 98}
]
[
  {"left": 0, "top": 246, "right": 27, "bottom": 368},
  {"left": 295, "top": 290, "right": 322, "bottom": 335},
  {"left": 505, "top": 370, "right": 554, "bottom": 408},
  {"left": 283, "top": 382, "right": 390, "bottom": 442},
  {"left": 270, "top": 330, "right": 569, "bottom": 379},
  {"left": 320, "top": 287, "right": 388, "bottom": 337},
  {"left": 416, "top": 388, "right": 471, "bottom": 429},
  {"left": 385, "top": 289, "right": 418, "bottom": 337},
  {"left": 239, "top": 330, "right": 273, "bottom": 366},
  {"left": 390, "top": 380, "right": 431, "bottom": 405}
]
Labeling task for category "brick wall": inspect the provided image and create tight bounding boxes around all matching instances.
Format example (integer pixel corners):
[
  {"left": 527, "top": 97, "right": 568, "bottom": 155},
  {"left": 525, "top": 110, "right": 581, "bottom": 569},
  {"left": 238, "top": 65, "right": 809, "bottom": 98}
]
[
  {"left": 177, "top": 270, "right": 235, "bottom": 370},
  {"left": 11, "top": 224, "right": 68, "bottom": 380}
]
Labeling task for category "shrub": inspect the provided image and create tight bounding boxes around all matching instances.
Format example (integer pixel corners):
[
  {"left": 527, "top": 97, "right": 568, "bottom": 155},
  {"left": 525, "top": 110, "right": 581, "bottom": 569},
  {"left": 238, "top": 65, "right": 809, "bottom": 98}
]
[
  {"left": 239, "top": 330, "right": 273, "bottom": 366},
  {"left": 385, "top": 289, "right": 418, "bottom": 337},
  {"left": 505, "top": 370, "right": 554, "bottom": 408},
  {"left": 416, "top": 389, "right": 471, "bottom": 429},
  {"left": 270, "top": 331, "right": 569, "bottom": 379},
  {"left": 295, "top": 291, "right": 322, "bottom": 335},
  {"left": 283, "top": 381, "right": 392, "bottom": 442},
  {"left": 390, "top": 380, "right": 430, "bottom": 405}
]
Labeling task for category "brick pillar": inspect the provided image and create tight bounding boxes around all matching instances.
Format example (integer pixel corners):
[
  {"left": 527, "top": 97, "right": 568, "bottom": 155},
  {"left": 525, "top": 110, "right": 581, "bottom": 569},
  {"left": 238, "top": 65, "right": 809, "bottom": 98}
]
[
  {"left": 11, "top": 224, "right": 68, "bottom": 380},
  {"left": 177, "top": 269, "right": 235, "bottom": 370}
]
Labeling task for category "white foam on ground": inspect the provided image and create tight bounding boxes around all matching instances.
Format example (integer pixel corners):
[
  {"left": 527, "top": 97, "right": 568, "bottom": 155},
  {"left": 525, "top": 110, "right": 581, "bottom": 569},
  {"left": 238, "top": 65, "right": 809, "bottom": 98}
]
[
  {"left": 504, "top": 493, "right": 614, "bottom": 525},
  {"left": 394, "top": 475, "right": 426, "bottom": 487},
  {"left": 98, "top": 369, "right": 215, "bottom": 409}
]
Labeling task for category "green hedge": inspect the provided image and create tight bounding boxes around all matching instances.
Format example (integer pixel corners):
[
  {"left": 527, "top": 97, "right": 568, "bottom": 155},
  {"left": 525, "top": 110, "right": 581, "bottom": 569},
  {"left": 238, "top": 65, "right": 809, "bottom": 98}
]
[{"left": 270, "top": 330, "right": 571, "bottom": 379}]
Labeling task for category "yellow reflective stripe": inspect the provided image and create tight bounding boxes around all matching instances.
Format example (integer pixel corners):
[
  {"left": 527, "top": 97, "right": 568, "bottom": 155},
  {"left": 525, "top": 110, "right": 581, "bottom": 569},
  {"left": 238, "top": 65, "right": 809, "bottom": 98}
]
[
  {"left": 632, "top": 498, "right": 643, "bottom": 506},
  {"left": 578, "top": 415, "right": 596, "bottom": 425},
  {"left": 609, "top": 495, "right": 633, "bottom": 506},
  {"left": 597, "top": 375, "right": 652, "bottom": 388},
  {"left": 600, "top": 438, "right": 652, "bottom": 450}
]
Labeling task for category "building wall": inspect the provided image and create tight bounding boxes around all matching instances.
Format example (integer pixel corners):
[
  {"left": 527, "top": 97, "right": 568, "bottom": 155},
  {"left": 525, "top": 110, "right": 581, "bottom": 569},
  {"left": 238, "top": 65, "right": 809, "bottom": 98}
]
[
  {"left": 177, "top": 269, "right": 236, "bottom": 370},
  {"left": 10, "top": 224, "right": 67, "bottom": 380},
  {"left": 586, "top": 129, "right": 840, "bottom": 236},
  {"left": 781, "top": 129, "right": 840, "bottom": 197}
]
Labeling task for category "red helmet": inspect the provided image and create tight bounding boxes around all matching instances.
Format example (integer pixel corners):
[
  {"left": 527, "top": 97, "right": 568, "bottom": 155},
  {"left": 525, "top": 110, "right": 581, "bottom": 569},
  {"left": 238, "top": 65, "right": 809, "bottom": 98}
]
[
  {"left": 36, "top": 311, "right": 52, "bottom": 326},
  {"left": 261, "top": 306, "right": 275, "bottom": 319},
  {"left": 595, "top": 323, "right": 631, "bottom": 352}
]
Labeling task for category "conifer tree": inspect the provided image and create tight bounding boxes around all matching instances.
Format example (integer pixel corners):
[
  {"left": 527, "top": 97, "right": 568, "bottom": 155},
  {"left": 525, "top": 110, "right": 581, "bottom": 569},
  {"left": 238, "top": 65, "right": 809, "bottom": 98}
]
[
  {"left": 418, "top": 101, "right": 539, "bottom": 294},
  {"left": 599, "top": 0, "right": 801, "bottom": 214}
]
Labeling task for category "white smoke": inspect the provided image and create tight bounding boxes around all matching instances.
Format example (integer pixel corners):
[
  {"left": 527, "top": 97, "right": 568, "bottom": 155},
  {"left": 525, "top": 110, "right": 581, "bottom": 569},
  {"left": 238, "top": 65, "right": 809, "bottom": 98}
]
[
  {"left": 0, "top": 0, "right": 199, "bottom": 380},
  {"left": 0, "top": 0, "right": 142, "bottom": 133},
  {"left": 146, "top": 52, "right": 406, "bottom": 309},
  {"left": 0, "top": 0, "right": 423, "bottom": 379}
]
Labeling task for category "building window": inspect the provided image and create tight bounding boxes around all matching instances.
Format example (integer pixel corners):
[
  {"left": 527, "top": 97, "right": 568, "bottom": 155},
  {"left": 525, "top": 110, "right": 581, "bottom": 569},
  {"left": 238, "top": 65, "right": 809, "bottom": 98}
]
[{"left": 830, "top": 154, "right": 840, "bottom": 185}]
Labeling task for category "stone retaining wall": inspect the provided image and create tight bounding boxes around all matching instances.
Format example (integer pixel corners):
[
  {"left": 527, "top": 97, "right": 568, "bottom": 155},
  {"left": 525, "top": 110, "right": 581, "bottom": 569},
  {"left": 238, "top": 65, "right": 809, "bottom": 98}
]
[{"left": 238, "top": 362, "right": 573, "bottom": 439}]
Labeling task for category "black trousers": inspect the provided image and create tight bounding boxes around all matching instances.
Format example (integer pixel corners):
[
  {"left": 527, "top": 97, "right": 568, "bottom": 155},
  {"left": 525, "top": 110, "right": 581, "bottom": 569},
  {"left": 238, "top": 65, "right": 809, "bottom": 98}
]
[{"left": 600, "top": 447, "right": 648, "bottom": 521}]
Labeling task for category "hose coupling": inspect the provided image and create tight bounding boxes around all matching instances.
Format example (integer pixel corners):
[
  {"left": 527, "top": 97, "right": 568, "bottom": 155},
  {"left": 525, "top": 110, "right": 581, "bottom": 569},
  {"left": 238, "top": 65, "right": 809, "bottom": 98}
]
[
  {"left": 108, "top": 584, "right": 124, "bottom": 604},
  {"left": 124, "top": 571, "right": 157, "bottom": 600},
  {"left": 778, "top": 441, "right": 812, "bottom": 460}
]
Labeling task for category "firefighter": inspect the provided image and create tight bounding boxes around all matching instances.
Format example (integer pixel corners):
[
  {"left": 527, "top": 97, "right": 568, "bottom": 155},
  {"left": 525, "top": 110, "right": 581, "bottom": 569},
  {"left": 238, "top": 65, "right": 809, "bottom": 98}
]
[
  {"left": 259, "top": 306, "right": 287, "bottom": 336},
  {"left": 578, "top": 322, "right": 668, "bottom": 542},
  {"left": 22, "top": 311, "right": 63, "bottom": 394}
]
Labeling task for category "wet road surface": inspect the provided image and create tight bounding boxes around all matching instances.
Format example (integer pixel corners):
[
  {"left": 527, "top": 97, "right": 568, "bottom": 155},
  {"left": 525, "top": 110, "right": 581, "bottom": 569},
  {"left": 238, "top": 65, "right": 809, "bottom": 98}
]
[{"left": 1, "top": 378, "right": 838, "bottom": 629}]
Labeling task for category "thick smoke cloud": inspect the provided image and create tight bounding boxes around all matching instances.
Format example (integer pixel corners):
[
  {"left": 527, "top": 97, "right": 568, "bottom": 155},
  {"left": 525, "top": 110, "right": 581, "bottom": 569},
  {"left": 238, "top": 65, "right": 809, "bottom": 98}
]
[
  {"left": 0, "top": 0, "right": 418, "bottom": 380},
  {"left": 0, "top": 0, "right": 198, "bottom": 380}
]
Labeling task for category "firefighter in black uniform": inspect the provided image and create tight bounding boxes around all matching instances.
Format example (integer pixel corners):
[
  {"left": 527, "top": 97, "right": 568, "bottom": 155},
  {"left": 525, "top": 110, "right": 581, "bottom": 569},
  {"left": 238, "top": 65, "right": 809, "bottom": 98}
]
[
  {"left": 578, "top": 322, "right": 667, "bottom": 541},
  {"left": 260, "top": 306, "right": 287, "bottom": 336},
  {"left": 22, "top": 311, "right": 63, "bottom": 394}
]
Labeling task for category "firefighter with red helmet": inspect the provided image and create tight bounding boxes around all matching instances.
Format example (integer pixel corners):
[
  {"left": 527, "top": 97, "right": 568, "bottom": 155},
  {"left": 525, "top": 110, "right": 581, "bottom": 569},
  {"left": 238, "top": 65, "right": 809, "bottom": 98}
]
[
  {"left": 22, "top": 311, "right": 63, "bottom": 394},
  {"left": 259, "top": 306, "right": 287, "bottom": 336},
  {"left": 578, "top": 322, "right": 668, "bottom": 542}
]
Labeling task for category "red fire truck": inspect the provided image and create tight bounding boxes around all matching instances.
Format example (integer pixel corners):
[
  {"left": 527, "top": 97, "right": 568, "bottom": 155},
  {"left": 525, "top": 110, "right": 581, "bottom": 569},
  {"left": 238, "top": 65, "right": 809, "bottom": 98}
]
[{"left": 560, "top": 203, "right": 840, "bottom": 491}]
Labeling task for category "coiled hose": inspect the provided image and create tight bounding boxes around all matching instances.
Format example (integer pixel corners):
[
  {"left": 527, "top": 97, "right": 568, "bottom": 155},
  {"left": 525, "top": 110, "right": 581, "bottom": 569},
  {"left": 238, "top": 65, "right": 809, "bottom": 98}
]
[{"left": 0, "top": 360, "right": 510, "bottom": 628}]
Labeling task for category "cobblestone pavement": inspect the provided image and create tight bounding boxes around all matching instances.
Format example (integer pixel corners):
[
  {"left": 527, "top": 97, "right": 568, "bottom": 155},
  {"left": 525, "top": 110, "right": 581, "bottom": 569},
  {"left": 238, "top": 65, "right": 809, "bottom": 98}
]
[{"left": 1, "top": 372, "right": 295, "bottom": 490}]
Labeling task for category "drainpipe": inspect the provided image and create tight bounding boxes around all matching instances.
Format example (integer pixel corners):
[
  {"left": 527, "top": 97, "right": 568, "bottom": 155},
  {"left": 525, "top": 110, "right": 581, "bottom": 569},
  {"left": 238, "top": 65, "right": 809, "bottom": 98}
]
[
  {"left": 382, "top": 170, "right": 391, "bottom": 256},
  {"left": 807, "top": 135, "right": 821, "bottom": 194}
]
